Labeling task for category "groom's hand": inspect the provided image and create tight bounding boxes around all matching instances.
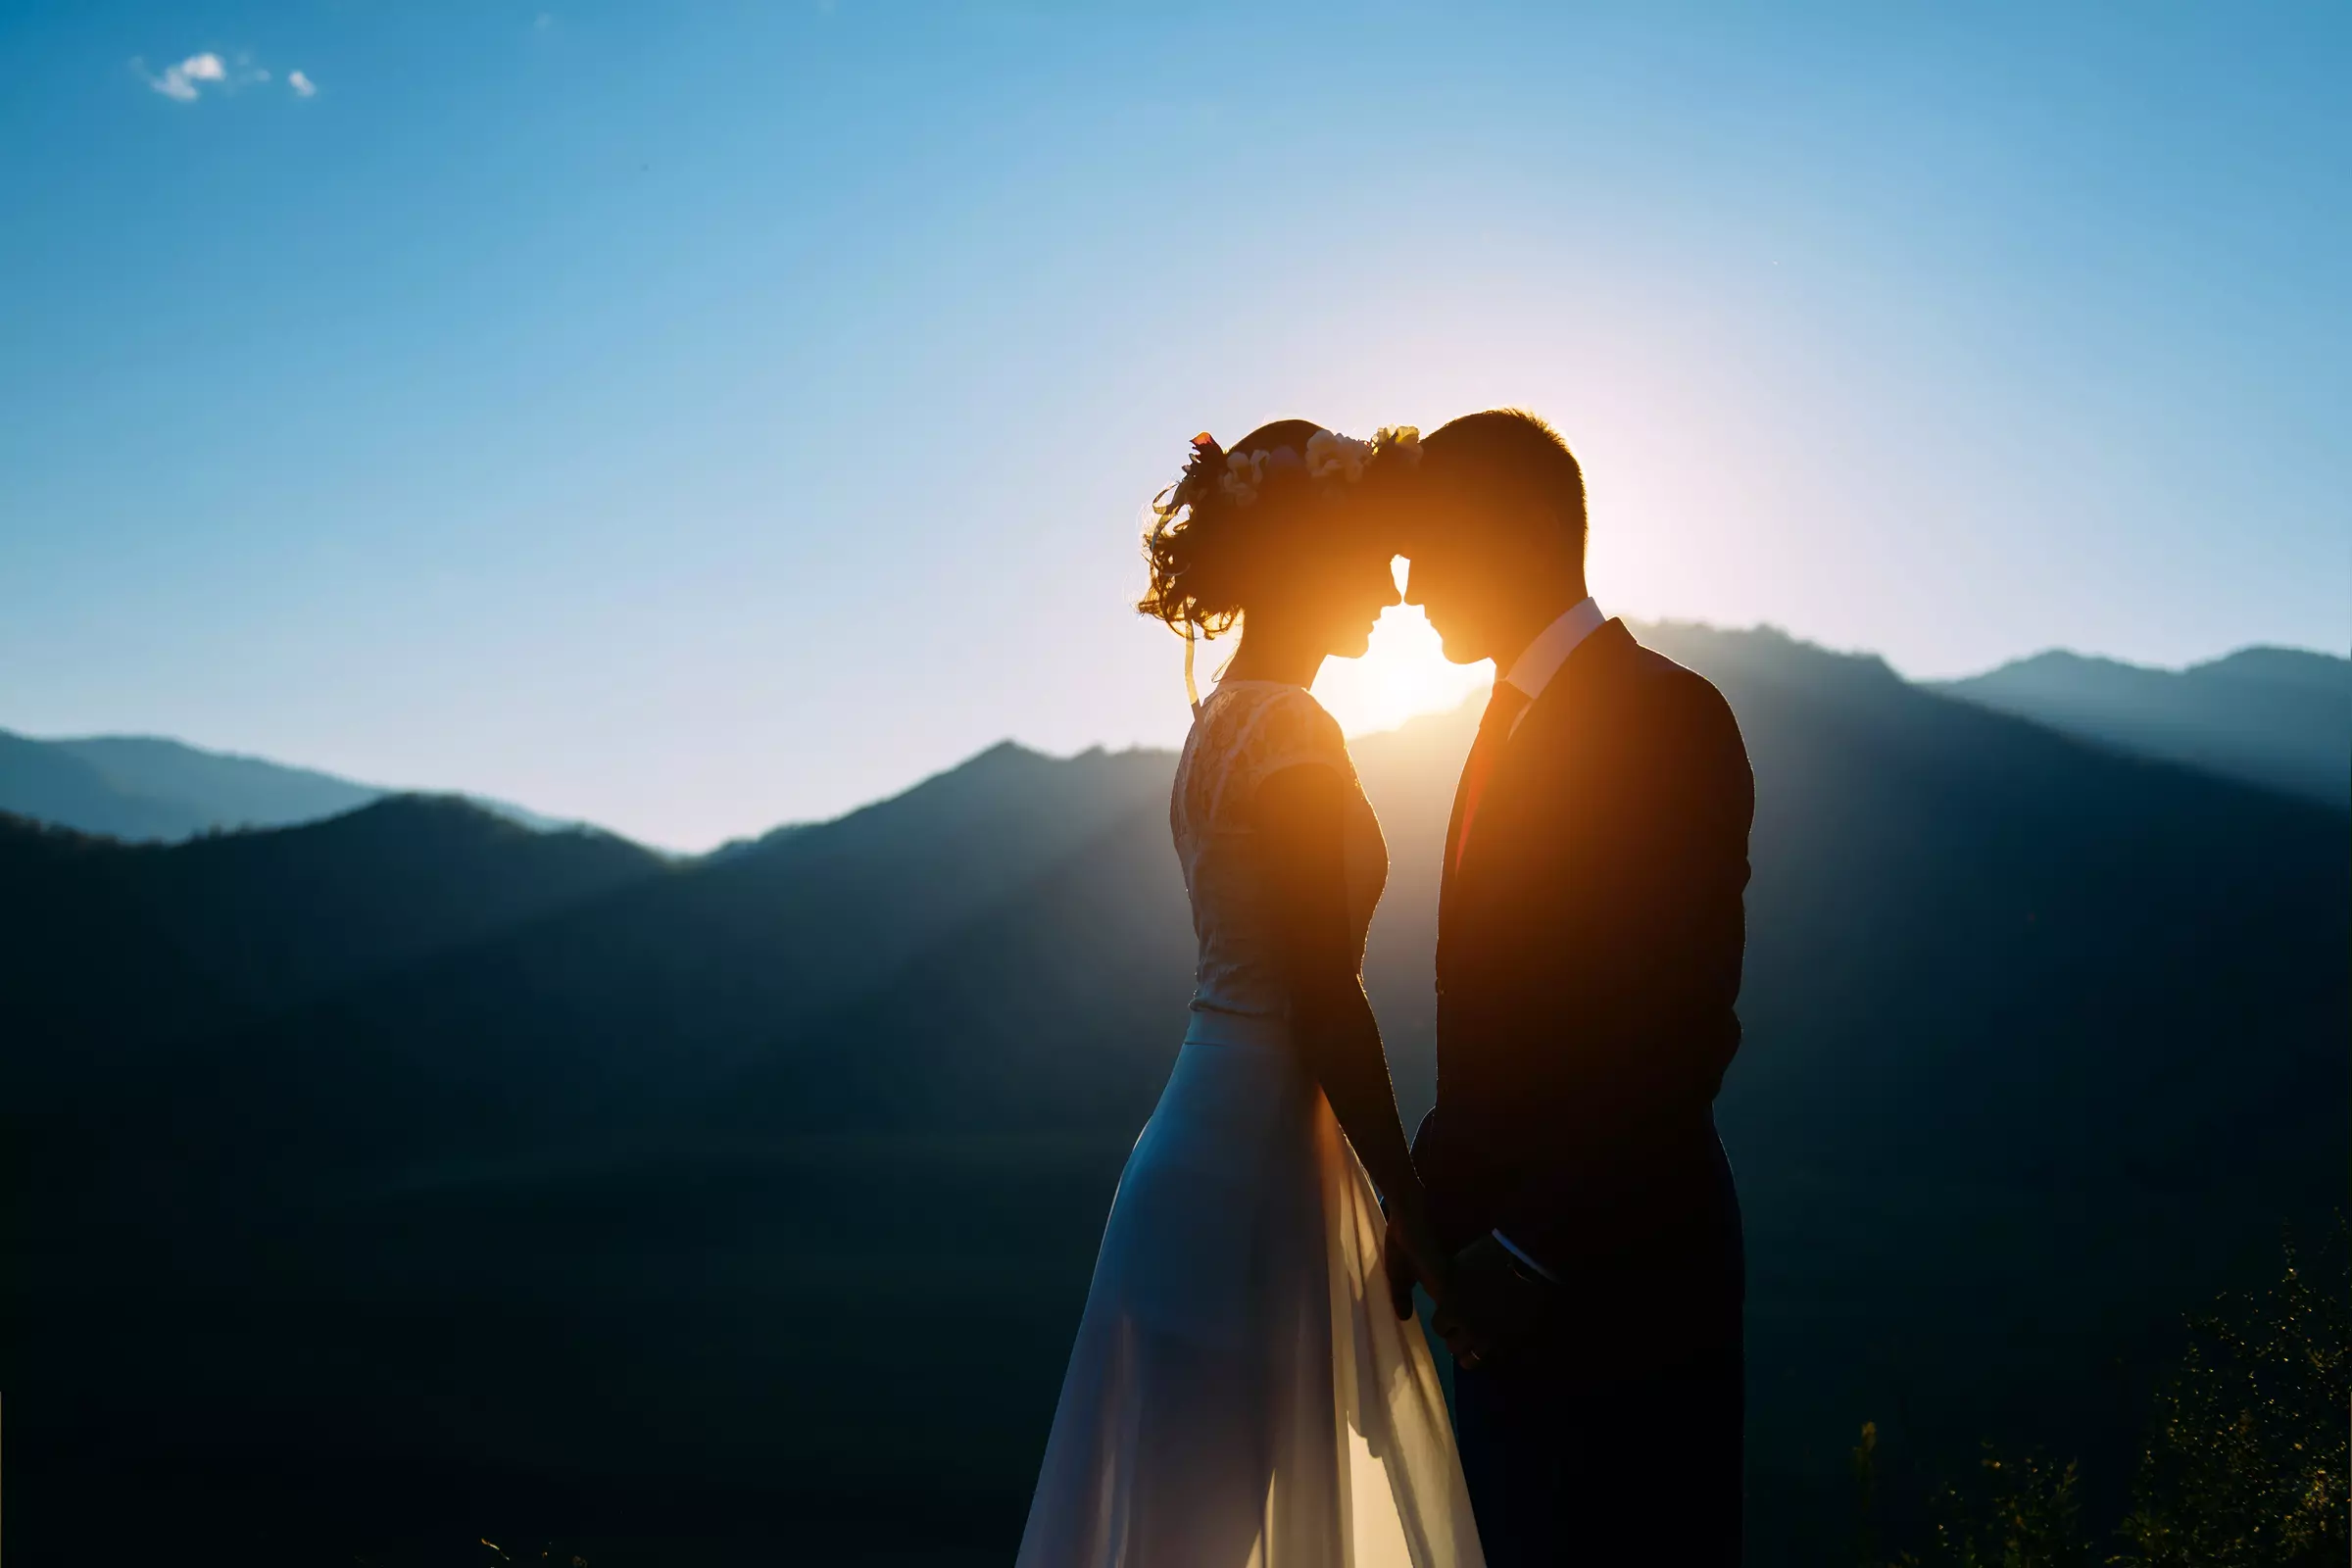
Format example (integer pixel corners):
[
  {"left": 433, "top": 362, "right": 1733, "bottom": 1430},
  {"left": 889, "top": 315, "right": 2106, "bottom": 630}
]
[
  {"left": 1433, "top": 1235, "right": 1551, "bottom": 1367},
  {"left": 1381, "top": 1215, "right": 1418, "bottom": 1320}
]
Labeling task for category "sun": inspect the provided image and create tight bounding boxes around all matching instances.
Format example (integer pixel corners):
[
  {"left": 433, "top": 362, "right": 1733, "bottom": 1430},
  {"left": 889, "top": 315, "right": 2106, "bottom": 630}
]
[{"left": 1311, "top": 574, "right": 1492, "bottom": 737}]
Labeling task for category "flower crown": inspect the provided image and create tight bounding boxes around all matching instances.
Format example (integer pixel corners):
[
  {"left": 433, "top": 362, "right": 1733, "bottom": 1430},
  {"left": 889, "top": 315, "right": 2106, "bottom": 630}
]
[{"left": 1159, "top": 424, "right": 1421, "bottom": 522}]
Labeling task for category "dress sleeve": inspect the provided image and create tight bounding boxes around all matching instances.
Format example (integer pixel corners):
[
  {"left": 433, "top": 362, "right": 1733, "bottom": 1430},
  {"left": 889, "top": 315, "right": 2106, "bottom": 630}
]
[
  {"left": 1191, "top": 685, "right": 1351, "bottom": 829},
  {"left": 1232, "top": 687, "right": 1349, "bottom": 792}
]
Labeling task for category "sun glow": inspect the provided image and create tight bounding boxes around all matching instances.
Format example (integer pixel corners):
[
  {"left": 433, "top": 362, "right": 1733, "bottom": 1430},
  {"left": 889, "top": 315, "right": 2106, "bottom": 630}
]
[{"left": 1312, "top": 569, "right": 1492, "bottom": 737}]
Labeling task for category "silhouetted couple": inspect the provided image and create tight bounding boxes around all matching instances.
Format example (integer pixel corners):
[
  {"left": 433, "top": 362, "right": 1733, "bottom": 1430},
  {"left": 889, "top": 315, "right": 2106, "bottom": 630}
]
[{"left": 1017, "top": 412, "right": 1754, "bottom": 1567}]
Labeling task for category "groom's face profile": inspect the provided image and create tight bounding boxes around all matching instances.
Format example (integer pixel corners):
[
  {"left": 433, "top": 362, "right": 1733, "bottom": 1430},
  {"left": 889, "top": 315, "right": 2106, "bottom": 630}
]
[
  {"left": 1399, "top": 503, "right": 1572, "bottom": 669},
  {"left": 1398, "top": 530, "right": 1493, "bottom": 666}
]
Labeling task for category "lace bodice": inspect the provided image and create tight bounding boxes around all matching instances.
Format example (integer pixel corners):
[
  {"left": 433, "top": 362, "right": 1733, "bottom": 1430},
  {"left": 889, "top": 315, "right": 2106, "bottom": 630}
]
[{"left": 1172, "top": 681, "right": 1389, "bottom": 1038}]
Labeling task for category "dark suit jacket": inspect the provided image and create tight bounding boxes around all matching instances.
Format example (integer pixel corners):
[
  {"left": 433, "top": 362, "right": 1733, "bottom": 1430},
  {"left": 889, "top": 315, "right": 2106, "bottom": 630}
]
[{"left": 1413, "top": 617, "right": 1755, "bottom": 1361}]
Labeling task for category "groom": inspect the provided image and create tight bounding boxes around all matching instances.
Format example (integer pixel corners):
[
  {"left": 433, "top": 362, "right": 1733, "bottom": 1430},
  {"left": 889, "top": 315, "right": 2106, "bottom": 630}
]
[{"left": 1386, "top": 410, "right": 1754, "bottom": 1565}]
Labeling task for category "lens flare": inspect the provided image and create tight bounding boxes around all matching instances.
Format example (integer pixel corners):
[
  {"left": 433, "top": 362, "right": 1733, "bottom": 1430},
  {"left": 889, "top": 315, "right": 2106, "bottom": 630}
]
[{"left": 1313, "top": 598, "right": 1491, "bottom": 737}]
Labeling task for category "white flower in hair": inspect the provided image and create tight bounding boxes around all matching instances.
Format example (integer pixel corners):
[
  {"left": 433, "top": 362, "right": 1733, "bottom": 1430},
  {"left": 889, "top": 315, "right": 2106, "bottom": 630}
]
[
  {"left": 1304, "top": 428, "right": 1373, "bottom": 482},
  {"left": 1219, "top": 449, "right": 1268, "bottom": 508},
  {"left": 1374, "top": 424, "right": 1422, "bottom": 464}
]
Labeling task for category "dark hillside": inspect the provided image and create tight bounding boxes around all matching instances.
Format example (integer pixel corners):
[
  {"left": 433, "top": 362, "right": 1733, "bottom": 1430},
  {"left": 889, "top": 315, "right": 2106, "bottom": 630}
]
[{"left": 0, "top": 797, "right": 662, "bottom": 1095}]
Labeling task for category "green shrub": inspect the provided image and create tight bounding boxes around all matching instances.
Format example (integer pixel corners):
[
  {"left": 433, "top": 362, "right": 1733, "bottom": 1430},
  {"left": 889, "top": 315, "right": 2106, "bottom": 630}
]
[
  {"left": 2112, "top": 1229, "right": 2348, "bottom": 1568},
  {"left": 1860, "top": 1226, "right": 2347, "bottom": 1568}
]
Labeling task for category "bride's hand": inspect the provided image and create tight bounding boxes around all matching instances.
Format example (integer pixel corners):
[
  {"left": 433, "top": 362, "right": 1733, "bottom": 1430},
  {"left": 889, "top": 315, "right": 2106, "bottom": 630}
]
[
  {"left": 1382, "top": 1205, "right": 1456, "bottom": 1318},
  {"left": 1381, "top": 1215, "right": 1419, "bottom": 1320}
]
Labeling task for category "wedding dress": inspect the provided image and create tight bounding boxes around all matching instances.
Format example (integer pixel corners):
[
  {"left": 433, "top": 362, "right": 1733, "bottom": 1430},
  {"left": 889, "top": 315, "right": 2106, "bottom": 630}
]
[{"left": 1016, "top": 680, "right": 1485, "bottom": 1568}]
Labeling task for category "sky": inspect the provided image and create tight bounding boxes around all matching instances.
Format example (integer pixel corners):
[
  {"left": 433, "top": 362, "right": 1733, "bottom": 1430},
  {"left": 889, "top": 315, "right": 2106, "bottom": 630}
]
[{"left": 2, "top": 2, "right": 2345, "bottom": 850}]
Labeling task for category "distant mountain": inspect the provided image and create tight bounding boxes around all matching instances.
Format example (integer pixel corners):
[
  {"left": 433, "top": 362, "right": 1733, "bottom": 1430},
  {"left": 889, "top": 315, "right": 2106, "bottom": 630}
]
[
  {"left": 0, "top": 727, "right": 579, "bottom": 841},
  {"left": 4, "top": 627, "right": 2343, "bottom": 1567},
  {"left": 0, "top": 728, "right": 241, "bottom": 841},
  {"left": 1935, "top": 645, "right": 2349, "bottom": 807}
]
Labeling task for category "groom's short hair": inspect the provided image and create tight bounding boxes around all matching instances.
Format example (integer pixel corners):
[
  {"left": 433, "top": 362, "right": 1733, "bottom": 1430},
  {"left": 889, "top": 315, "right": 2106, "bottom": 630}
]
[{"left": 1421, "top": 409, "right": 1588, "bottom": 564}]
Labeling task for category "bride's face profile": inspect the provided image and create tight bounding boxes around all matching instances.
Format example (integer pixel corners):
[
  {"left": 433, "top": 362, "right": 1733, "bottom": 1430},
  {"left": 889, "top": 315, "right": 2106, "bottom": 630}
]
[
  {"left": 1239, "top": 524, "right": 1401, "bottom": 665},
  {"left": 1314, "top": 540, "right": 1405, "bottom": 662}
]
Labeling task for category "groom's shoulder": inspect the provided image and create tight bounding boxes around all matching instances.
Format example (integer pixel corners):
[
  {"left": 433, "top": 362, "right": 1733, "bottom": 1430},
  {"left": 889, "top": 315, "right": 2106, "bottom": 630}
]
[
  {"left": 1624, "top": 636, "right": 1732, "bottom": 719},
  {"left": 1623, "top": 636, "right": 1747, "bottom": 759}
]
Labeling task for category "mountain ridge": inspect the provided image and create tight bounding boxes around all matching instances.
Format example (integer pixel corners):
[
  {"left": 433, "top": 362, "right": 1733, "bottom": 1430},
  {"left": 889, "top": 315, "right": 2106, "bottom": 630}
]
[
  {"left": 0, "top": 727, "right": 585, "bottom": 844},
  {"left": 7, "top": 629, "right": 2339, "bottom": 850},
  {"left": 1931, "top": 641, "right": 2348, "bottom": 807}
]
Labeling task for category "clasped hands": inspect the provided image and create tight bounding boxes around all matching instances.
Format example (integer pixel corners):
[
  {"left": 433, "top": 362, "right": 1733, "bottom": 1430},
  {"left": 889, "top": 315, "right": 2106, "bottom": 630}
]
[{"left": 1384, "top": 1217, "right": 1555, "bottom": 1370}]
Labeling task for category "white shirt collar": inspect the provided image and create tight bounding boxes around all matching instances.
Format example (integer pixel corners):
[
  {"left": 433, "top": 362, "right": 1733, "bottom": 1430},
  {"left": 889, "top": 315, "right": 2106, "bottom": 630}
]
[{"left": 1499, "top": 597, "right": 1605, "bottom": 704}]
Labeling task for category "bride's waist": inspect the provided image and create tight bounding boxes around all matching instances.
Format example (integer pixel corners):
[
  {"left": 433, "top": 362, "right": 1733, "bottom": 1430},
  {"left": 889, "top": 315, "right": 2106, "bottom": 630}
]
[
  {"left": 1146, "top": 1010, "right": 1314, "bottom": 1148},
  {"left": 1182, "top": 1005, "right": 1292, "bottom": 1053}
]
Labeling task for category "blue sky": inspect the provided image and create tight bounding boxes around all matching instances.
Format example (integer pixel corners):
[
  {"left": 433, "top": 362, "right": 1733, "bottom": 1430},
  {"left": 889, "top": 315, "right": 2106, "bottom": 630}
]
[{"left": 2, "top": 2, "right": 2344, "bottom": 848}]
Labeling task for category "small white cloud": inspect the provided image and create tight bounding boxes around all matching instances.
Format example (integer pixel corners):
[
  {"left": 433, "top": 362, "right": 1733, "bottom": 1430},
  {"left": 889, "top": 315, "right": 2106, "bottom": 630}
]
[
  {"left": 141, "top": 51, "right": 226, "bottom": 101},
  {"left": 288, "top": 70, "right": 316, "bottom": 97},
  {"left": 134, "top": 49, "right": 295, "bottom": 103}
]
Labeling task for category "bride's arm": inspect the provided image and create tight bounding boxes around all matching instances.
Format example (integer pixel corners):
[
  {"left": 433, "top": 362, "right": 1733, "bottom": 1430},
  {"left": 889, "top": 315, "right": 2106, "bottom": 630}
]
[{"left": 1254, "top": 763, "right": 1451, "bottom": 1292}]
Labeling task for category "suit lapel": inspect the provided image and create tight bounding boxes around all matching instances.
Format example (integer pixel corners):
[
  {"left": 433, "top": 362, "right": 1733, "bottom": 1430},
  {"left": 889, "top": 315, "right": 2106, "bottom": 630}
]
[
  {"left": 1440, "top": 619, "right": 1638, "bottom": 938},
  {"left": 1438, "top": 736, "right": 1478, "bottom": 919}
]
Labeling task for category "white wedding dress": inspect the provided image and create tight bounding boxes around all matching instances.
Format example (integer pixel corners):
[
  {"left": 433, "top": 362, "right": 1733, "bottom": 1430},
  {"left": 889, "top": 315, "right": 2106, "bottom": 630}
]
[{"left": 1016, "top": 680, "right": 1486, "bottom": 1568}]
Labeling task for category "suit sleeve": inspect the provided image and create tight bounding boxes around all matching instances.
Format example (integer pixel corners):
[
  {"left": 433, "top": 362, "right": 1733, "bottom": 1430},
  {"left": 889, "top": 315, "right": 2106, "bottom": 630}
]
[{"left": 1489, "top": 673, "right": 1754, "bottom": 1252}]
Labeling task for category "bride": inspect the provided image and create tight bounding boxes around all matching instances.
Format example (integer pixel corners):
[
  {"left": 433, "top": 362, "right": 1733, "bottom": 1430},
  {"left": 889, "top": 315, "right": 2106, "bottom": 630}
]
[{"left": 1015, "top": 422, "right": 1486, "bottom": 1567}]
